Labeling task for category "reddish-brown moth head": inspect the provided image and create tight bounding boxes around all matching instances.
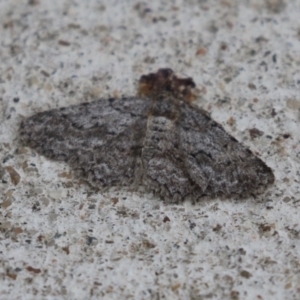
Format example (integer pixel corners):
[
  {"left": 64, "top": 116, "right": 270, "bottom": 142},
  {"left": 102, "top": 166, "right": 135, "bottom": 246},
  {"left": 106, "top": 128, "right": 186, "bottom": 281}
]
[{"left": 138, "top": 68, "right": 197, "bottom": 102}]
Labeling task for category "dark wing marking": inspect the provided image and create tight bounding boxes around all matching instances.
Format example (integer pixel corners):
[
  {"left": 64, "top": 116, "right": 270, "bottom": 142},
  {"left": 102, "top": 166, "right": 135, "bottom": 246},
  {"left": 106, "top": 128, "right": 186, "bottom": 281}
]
[
  {"left": 19, "top": 97, "right": 150, "bottom": 187},
  {"left": 179, "top": 101, "right": 274, "bottom": 196},
  {"left": 141, "top": 95, "right": 198, "bottom": 202}
]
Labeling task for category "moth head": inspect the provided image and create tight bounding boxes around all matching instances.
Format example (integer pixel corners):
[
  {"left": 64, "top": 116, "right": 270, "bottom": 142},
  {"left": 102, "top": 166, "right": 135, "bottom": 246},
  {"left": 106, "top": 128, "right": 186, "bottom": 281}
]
[{"left": 138, "top": 68, "right": 198, "bottom": 102}]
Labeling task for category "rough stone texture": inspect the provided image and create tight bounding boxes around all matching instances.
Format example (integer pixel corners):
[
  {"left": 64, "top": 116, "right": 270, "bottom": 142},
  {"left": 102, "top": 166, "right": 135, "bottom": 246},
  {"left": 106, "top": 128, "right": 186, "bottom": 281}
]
[{"left": 0, "top": 0, "right": 299, "bottom": 299}]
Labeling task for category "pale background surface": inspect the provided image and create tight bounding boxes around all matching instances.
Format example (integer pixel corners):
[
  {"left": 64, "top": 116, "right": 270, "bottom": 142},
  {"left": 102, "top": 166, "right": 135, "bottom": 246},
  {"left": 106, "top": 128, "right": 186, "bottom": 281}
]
[{"left": 0, "top": 0, "right": 300, "bottom": 299}]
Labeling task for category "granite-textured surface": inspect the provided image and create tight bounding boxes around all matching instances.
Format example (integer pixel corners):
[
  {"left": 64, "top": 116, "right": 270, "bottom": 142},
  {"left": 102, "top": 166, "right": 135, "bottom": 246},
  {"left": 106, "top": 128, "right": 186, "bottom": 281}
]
[{"left": 1, "top": 0, "right": 300, "bottom": 299}]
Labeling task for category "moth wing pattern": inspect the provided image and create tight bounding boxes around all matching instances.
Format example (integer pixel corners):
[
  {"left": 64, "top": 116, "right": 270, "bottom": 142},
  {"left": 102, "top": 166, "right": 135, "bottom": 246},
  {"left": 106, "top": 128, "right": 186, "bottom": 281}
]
[
  {"left": 19, "top": 97, "right": 150, "bottom": 187},
  {"left": 19, "top": 68, "right": 274, "bottom": 201},
  {"left": 179, "top": 101, "right": 275, "bottom": 196},
  {"left": 141, "top": 94, "right": 197, "bottom": 202}
]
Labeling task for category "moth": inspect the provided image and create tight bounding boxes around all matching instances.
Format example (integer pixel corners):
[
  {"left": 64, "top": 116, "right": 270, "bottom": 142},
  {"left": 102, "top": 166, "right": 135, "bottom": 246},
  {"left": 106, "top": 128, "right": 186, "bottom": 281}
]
[{"left": 19, "top": 69, "right": 274, "bottom": 202}]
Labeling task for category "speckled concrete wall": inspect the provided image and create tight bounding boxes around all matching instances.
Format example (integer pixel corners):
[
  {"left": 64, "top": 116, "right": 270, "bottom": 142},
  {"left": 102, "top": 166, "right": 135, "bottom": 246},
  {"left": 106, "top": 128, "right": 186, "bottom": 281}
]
[{"left": 0, "top": 0, "right": 299, "bottom": 299}]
